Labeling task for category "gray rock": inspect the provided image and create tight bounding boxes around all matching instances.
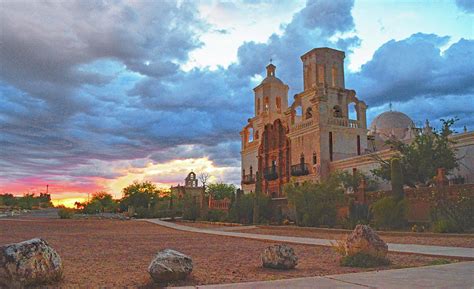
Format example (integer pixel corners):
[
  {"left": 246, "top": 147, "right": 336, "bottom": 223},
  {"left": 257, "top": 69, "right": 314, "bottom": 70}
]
[
  {"left": 261, "top": 244, "right": 298, "bottom": 269},
  {"left": 0, "top": 238, "right": 63, "bottom": 288},
  {"left": 148, "top": 249, "right": 193, "bottom": 282},
  {"left": 344, "top": 224, "right": 388, "bottom": 258}
]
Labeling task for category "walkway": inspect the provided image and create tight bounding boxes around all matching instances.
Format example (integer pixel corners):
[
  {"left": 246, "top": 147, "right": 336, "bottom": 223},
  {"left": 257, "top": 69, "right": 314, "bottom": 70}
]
[
  {"left": 141, "top": 219, "right": 474, "bottom": 258},
  {"left": 172, "top": 261, "right": 474, "bottom": 289}
]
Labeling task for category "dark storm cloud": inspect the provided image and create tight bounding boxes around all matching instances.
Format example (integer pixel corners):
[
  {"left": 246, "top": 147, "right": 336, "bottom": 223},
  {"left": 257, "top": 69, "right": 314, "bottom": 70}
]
[
  {"left": 346, "top": 33, "right": 474, "bottom": 103},
  {"left": 347, "top": 34, "right": 474, "bottom": 131},
  {"left": 0, "top": 0, "right": 205, "bottom": 181}
]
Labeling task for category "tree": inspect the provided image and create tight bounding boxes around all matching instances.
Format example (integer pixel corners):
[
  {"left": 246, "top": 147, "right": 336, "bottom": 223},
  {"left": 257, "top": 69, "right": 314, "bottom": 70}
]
[
  {"left": 372, "top": 118, "right": 459, "bottom": 187},
  {"left": 207, "top": 183, "right": 235, "bottom": 200},
  {"left": 84, "top": 192, "right": 117, "bottom": 213},
  {"left": 121, "top": 180, "right": 160, "bottom": 209},
  {"left": 198, "top": 172, "right": 210, "bottom": 188}
]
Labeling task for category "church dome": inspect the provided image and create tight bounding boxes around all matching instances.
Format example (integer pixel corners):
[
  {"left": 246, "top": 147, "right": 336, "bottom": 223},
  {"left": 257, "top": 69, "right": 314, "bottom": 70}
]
[
  {"left": 261, "top": 75, "right": 284, "bottom": 85},
  {"left": 369, "top": 111, "right": 415, "bottom": 140}
]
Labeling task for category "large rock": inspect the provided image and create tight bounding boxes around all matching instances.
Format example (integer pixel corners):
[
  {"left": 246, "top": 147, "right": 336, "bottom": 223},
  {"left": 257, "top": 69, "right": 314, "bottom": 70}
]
[
  {"left": 344, "top": 224, "right": 388, "bottom": 258},
  {"left": 0, "top": 238, "right": 63, "bottom": 288},
  {"left": 148, "top": 249, "right": 193, "bottom": 282},
  {"left": 261, "top": 244, "right": 298, "bottom": 269}
]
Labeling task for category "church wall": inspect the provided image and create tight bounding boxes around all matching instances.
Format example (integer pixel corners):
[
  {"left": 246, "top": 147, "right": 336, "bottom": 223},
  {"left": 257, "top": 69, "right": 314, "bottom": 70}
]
[{"left": 452, "top": 132, "right": 474, "bottom": 184}]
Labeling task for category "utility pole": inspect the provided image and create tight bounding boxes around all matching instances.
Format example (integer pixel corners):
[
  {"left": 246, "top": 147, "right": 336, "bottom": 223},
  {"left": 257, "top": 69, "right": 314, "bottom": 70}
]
[{"left": 46, "top": 184, "right": 49, "bottom": 194}]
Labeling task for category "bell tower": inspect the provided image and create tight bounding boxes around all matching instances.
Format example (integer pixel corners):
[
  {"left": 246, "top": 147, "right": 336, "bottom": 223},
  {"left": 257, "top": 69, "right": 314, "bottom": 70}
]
[{"left": 253, "top": 63, "right": 289, "bottom": 124}]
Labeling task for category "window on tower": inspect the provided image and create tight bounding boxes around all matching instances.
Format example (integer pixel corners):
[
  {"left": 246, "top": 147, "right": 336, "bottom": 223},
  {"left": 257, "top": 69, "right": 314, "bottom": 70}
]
[
  {"left": 318, "top": 65, "right": 325, "bottom": 84},
  {"left": 333, "top": 105, "right": 343, "bottom": 118},
  {"left": 331, "top": 66, "right": 338, "bottom": 87}
]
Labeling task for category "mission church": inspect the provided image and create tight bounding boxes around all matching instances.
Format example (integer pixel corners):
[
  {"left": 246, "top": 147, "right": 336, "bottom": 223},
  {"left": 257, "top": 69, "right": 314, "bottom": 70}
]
[{"left": 240, "top": 47, "right": 474, "bottom": 196}]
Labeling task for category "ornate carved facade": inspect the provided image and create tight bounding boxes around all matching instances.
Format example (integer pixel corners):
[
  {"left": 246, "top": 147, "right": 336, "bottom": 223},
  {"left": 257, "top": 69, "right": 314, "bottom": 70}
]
[{"left": 241, "top": 47, "right": 368, "bottom": 196}]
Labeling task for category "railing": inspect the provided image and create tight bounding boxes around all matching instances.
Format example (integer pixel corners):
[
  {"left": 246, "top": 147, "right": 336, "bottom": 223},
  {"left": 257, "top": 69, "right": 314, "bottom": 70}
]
[
  {"left": 242, "top": 174, "right": 256, "bottom": 184},
  {"left": 290, "top": 118, "right": 314, "bottom": 132},
  {"left": 291, "top": 163, "right": 310, "bottom": 176},
  {"left": 328, "top": 117, "right": 359, "bottom": 128},
  {"left": 209, "top": 197, "right": 231, "bottom": 211},
  {"left": 264, "top": 166, "right": 278, "bottom": 181}
]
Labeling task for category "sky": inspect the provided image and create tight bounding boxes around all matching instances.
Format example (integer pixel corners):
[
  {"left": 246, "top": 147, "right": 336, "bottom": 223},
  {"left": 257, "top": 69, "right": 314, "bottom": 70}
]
[{"left": 1, "top": 0, "right": 473, "bottom": 206}]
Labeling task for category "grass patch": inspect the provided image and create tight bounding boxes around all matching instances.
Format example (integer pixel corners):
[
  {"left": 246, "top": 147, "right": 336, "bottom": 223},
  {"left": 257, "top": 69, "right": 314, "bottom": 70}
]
[{"left": 340, "top": 252, "right": 390, "bottom": 268}]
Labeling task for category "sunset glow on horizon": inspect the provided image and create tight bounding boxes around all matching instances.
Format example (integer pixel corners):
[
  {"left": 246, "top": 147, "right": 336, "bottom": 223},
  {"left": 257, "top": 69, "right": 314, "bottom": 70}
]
[{"left": 2, "top": 157, "right": 237, "bottom": 205}]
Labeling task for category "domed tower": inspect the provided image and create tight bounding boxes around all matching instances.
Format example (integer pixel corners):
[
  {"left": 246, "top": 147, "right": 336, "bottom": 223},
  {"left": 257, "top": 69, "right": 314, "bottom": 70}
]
[
  {"left": 240, "top": 63, "right": 290, "bottom": 195},
  {"left": 369, "top": 110, "right": 416, "bottom": 150},
  {"left": 369, "top": 111, "right": 415, "bottom": 140},
  {"left": 253, "top": 64, "right": 289, "bottom": 124}
]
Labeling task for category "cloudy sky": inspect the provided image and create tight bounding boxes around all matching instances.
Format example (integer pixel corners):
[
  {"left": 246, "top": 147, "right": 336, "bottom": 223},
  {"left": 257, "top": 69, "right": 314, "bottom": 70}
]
[{"left": 1, "top": 0, "right": 473, "bottom": 206}]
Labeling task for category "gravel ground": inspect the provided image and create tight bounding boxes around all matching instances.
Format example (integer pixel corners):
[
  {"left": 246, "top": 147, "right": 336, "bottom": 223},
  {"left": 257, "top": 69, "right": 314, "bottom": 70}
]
[
  {"left": 0, "top": 219, "right": 464, "bottom": 288},
  {"left": 231, "top": 227, "right": 474, "bottom": 248}
]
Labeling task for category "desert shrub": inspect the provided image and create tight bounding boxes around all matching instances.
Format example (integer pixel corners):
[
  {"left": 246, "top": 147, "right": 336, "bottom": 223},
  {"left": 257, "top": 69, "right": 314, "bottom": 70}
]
[
  {"left": 432, "top": 219, "right": 460, "bottom": 233},
  {"left": 285, "top": 174, "right": 344, "bottom": 227},
  {"left": 230, "top": 193, "right": 271, "bottom": 224},
  {"left": 431, "top": 188, "right": 474, "bottom": 233},
  {"left": 371, "top": 196, "right": 407, "bottom": 229},
  {"left": 58, "top": 207, "right": 75, "bottom": 219},
  {"left": 340, "top": 252, "right": 390, "bottom": 268},
  {"left": 182, "top": 194, "right": 200, "bottom": 221},
  {"left": 207, "top": 209, "right": 227, "bottom": 222},
  {"left": 345, "top": 199, "right": 371, "bottom": 229}
]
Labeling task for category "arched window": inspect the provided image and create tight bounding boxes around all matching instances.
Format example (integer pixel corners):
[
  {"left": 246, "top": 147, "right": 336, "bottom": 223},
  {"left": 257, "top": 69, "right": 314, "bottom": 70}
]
[
  {"left": 313, "top": 152, "right": 317, "bottom": 165},
  {"left": 264, "top": 97, "right": 269, "bottom": 113},
  {"left": 295, "top": 105, "right": 302, "bottom": 117},
  {"left": 248, "top": 127, "right": 254, "bottom": 142},
  {"left": 305, "top": 107, "right": 313, "bottom": 119},
  {"left": 276, "top": 97, "right": 281, "bottom": 113},
  {"left": 250, "top": 166, "right": 253, "bottom": 176},
  {"left": 333, "top": 105, "right": 342, "bottom": 118},
  {"left": 348, "top": 102, "right": 357, "bottom": 120}
]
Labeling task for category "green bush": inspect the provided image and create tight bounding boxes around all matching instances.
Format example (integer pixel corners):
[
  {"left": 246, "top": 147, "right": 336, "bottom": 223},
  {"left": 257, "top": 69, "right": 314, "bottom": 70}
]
[
  {"left": 58, "top": 208, "right": 75, "bottom": 219},
  {"left": 345, "top": 199, "right": 370, "bottom": 229},
  {"left": 182, "top": 194, "right": 200, "bottom": 221},
  {"left": 285, "top": 174, "right": 344, "bottom": 227},
  {"left": 431, "top": 188, "right": 474, "bottom": 233},
  {"left": 432, "top": 219, "right": 460, "bottom": 233},
  {"left": 340, "top": 252, "right": 390, "bottom": 268},
  {"left": 207, "top": 209, "right": 227, "bottom": 222},
  {"left": 228, "top": 193, "right": 271, "bottom": 224},
  {"left": 371, "top": 196, "right": 407, "bottom": 229}
]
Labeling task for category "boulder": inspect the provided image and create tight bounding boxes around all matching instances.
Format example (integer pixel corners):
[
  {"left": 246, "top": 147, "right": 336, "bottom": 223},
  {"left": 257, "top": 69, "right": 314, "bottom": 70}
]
[
  {"left": 344, "top": 224, "right": 388, "bottom": 258},
  {"left": 148, "top": 249, "right": 193, "bottom": 282},
  {"left": 261, "top": 244, "right": 298, "bottom": 269},
  {"left": 0, "top": 238, "right": 63, "bottom": 288}
]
